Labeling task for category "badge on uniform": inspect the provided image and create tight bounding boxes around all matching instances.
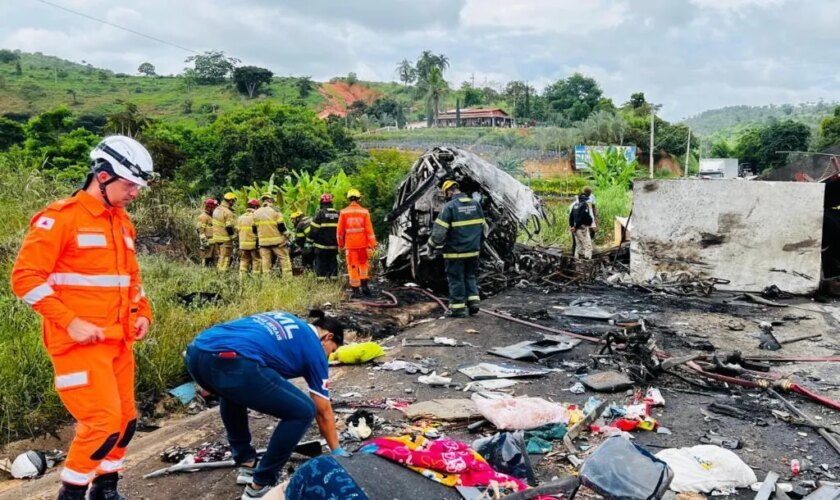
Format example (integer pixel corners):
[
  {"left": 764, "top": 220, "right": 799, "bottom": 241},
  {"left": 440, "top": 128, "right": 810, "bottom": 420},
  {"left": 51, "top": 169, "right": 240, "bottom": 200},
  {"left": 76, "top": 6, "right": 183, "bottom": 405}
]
[{"left": 35, "top": 216, "right": 55, "bottom": 230}]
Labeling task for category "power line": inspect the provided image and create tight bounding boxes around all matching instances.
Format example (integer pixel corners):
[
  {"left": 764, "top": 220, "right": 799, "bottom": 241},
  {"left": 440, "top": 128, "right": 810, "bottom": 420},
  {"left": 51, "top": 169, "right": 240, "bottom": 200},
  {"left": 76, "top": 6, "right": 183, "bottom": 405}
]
[{"left": 33, "top": 0, "right": 198, "bottom": 54}]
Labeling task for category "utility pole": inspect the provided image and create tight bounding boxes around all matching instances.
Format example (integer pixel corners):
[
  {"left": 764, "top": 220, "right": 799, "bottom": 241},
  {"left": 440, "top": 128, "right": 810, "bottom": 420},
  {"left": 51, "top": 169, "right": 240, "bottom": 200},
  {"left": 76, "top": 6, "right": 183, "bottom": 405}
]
[
  {"left": 649, "top": 109, "right": 655, "bottom": 178},
  {"left": 684, "top": 128, "right": 692, "bottom": 178},
  {"left": 471, "top": 73, "right": 475, "bottom": 87}
]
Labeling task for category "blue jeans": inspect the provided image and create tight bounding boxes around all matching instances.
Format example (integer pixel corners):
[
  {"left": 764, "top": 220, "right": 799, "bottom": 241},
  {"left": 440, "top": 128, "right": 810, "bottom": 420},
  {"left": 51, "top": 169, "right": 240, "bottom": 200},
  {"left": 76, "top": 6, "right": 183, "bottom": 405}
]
[{"left": 185, "top": 345, "right": 316, "bottom": 487}]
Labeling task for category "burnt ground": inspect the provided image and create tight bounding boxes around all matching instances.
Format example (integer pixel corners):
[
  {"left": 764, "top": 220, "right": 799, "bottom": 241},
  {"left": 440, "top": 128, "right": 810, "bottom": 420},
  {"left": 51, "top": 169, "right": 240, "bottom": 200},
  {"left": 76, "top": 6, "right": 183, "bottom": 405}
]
[{"left": 3, "top": 284, "right": 840, "bottom": 499}]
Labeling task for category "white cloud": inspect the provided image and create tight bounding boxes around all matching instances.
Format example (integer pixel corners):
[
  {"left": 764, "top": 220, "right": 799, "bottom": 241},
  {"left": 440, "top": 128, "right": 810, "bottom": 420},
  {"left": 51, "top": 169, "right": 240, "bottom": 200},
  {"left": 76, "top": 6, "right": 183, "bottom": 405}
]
[
  {"left": 690, "top": 0, "right": 785, "bottom": 10},
  {"left": 460, "top": 0, "right": 629, "bottom": 33}
]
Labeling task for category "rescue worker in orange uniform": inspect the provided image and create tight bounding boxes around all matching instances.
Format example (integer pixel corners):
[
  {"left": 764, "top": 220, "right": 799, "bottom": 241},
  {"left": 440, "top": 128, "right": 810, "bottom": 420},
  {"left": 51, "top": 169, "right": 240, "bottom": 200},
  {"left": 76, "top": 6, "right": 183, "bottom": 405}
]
[
  {"left": 237, "top": 199, "right": 260, "bottom": 275},
  {"left": 197, "top": 198, "right": 218, "bottom": 267},
  {"left": 11, "top": 136, "right": 154, "bottom": 500},
  {"left": 337, "top": 189, "right": 376, "bottom": 298}
]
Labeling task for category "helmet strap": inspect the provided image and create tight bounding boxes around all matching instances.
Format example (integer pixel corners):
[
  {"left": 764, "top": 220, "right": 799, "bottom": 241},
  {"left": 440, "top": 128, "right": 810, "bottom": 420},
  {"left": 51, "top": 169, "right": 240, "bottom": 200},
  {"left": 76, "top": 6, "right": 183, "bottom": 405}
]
[{"left": 97, "top": 174, "right": 120, "bottom": 207}]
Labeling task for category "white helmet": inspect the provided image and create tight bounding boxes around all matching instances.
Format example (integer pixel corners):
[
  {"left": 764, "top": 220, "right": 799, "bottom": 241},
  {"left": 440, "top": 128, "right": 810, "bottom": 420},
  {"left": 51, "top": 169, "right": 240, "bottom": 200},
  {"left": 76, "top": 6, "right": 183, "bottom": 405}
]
[
  {"left": 89, "top": 135, "right": 155, "bottom": 187},
  {"left": 11, "top": 450, "right": 47, "bottom": 479}
]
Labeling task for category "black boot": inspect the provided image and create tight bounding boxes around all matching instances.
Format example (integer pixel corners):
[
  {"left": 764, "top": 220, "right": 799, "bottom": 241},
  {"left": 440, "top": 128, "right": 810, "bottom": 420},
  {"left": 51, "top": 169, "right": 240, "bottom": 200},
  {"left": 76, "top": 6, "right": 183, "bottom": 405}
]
[
  {"left": 468, "top": 304, "right": 480, "bottom": 316},
  {"left": 350, "top": 287, "right": 362, "bottom": 299},
  {"left": 87, "top": 473, "right": 125, "bottom": 500},
  {"left": 361, "top": 280, "right": 372, "bottom": 297},
  {"left": 57, "top": 483, "right": 87, "bottom": 500}
]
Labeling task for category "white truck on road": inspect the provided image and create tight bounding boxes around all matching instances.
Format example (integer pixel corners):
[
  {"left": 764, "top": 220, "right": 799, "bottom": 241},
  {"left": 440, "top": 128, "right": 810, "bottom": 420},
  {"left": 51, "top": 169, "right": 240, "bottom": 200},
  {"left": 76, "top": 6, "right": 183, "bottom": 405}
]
[{"left": 698, "top": 158, "right": 740, "bottom": 179}]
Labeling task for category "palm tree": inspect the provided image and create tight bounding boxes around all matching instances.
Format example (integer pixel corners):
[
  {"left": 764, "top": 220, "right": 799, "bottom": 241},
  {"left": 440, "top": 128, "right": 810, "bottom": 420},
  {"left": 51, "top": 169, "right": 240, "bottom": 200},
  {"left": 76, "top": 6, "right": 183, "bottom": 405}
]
[
  {"left": 424, "top": 67, "right": 449, "bottom": 127},
  {"left": 395, "top": 59, "right": 416, "bottom": 87}
]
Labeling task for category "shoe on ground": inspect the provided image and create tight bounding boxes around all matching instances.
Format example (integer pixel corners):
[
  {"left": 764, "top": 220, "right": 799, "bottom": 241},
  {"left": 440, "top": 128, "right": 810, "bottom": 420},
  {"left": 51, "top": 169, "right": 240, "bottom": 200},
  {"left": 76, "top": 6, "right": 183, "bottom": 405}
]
[
  {"left": 361, "top": 285, "right": 372, "bottom": 297},
  {"left": 350, "top": 287, "right": 362, "bottom": 299},
  {"left": 468, "top": 305, "right": 480, "bottom": 316},
  {"left": 236, "top": 465, "right": 255, "bottom": 485},
  {"left": 447, "top": 309, "right": 467, "bottom": 318},
  {"left": 87, "top": 473, "right": 125, "bottom": 500},
  {"left": 57, "top": 485, "right": 87, "bottom": 500},
  {"left": 241, "top": 483, "right": 274, "bottom": 499}
]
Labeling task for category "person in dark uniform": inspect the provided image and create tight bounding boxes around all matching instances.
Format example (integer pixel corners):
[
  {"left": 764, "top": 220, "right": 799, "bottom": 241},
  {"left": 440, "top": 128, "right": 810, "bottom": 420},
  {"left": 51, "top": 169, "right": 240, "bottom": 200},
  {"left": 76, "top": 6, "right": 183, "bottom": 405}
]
[
  {"left": 290, "top": 211, "right": 314, "bottom": 271},
  {"left": 308, "top": 193, "right": 340, "bottom": 278},
  {"left": 426, "top": 180, "right": 485, "bottom": 318}
]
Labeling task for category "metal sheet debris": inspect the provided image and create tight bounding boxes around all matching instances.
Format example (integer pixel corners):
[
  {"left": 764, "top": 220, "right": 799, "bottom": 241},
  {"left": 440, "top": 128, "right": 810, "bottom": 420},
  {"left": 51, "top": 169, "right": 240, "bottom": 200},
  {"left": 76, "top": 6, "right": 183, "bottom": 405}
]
[
  {"left": 488, "top": 335, "right": 580, "bottom": 360},
  {"left": 458, "top": 362, "right": 551, "bottom": 380},
  {"left": 630, "top": 179, "right": 824, "bottom": 294}
]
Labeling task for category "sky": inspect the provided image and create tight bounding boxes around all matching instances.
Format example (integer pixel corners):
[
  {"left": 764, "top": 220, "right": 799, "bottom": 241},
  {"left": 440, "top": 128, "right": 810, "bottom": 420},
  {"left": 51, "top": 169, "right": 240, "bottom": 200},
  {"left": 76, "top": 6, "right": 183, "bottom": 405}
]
[{"left": 2, "top": 0, "right": 838, "bottom": 120}]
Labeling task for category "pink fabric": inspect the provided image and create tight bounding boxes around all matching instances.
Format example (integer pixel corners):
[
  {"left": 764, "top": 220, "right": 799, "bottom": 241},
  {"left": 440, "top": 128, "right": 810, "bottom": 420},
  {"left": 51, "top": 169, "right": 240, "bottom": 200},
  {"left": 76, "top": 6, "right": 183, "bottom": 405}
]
[{"left": 365, "top": 436, "right": 530, "bottom": 491}]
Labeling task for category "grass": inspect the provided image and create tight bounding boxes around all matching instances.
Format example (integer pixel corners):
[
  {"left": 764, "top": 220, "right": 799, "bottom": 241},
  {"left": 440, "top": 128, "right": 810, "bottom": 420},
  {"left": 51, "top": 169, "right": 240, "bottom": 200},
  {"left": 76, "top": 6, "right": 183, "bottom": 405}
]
[
  {"left": 0, "top": 154, "right": 344, "bottom": 443},
  {"left": 0, "top": 52, "right": 325, "bottom": 124}
]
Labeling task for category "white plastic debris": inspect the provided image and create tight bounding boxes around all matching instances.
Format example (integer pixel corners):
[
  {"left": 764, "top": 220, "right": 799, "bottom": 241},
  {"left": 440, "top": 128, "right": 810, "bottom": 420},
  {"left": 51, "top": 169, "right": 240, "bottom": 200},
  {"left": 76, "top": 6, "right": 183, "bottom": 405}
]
[
  {"left": 348, "top": 418, "right": 372, "bottom": 440},
  {"left": 645, "top": 388, "right": 666, "bottom": 406},
  {"left": 655, "top": 445, "right": 758, "bottom": 493},
  {"left": 463, "top": 379, "right": 518, "bottom": 392},
  {"left": 11, "top": 451, "right": 46, "bottom": 479},
  {"left": 433, "top": 337, "right": 458, "bottom": 346},
  {"left": 418, "top": 372, "right": 452, "bottom": 386}
]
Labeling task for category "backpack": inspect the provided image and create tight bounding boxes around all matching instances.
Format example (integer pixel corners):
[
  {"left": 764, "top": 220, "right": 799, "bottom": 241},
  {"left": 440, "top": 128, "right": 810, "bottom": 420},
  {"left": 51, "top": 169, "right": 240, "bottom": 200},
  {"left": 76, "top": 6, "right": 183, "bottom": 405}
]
[{"left": 573, "top": 201, "right": 593, "bottom": 227}]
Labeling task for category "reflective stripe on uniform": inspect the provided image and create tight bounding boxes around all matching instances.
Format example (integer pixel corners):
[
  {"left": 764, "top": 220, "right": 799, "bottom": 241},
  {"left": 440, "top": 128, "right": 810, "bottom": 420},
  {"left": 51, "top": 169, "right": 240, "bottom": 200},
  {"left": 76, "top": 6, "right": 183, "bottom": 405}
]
[
  {"left": 55, "top": 371, "right": 88, "bottom": 390},
  {"left": 211, "top": 220, "right": 227, "bottom": 226},
  {"left": 450, "top": 303, "right": 466, "bottom": 309},
  {"left": 434, "top": 219, "right": 450, "bottom": 228},
  {"left": 255, "top": 220, "right": 278, "bottom": 226},
  {"left": 22, "top": 283, "right": 55, "bottom": 305},
  {"left": 451, "top": 218, "right": 485, "bottom": 227},
  {"left": 76, "top": 234, "right": 107, "bottom": 248},
  {"left": 260, "top": 237, "right": 284, "bottom": 245},
  {"left": 61, "top": 467, "right": 95, "bottom": 486},
  {"left": 345, "top": 227, "right": 365, "bottom": 233},
  {"left": 313, "top": 243, "right": 338, "bottom": 250},
  {"left": 319, "top": 223, "right": 338, "bottom": 227},
  {"left": 98, "top": 459, "right": 125, "bottom": 473},
  {"left": 48, "top": 273, "right": 130, "bottom": 287},
  {"left": 443, "top": 251, "right": 480, "bottom": 259},
  {"left": 468, "top": 295, "right": 480, "bottom": 302}
]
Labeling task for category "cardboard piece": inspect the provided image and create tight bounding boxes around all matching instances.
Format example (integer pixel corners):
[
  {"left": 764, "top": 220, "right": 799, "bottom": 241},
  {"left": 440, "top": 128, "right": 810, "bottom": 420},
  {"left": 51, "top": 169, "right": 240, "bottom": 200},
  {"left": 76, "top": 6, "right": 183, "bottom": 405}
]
[
  {"left": 458, "top": 362, "right": 551, "bottom": 381},
  {"left": 581, "top": 371, "right": 634, "bottom": 392},
  {"left": 402, "top": 399, "right": 481, "bottom": 421}
]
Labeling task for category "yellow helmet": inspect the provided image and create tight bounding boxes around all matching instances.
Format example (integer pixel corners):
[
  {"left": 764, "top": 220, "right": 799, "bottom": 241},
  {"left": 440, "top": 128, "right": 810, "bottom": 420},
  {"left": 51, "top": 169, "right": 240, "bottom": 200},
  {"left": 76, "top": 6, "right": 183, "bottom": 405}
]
[
  {"left": 291, "top": 211, "right": 303, "bottom": 220},
  {"left": 346, "top": 188, "right": 362, "bottom": 199},
  {"left": 223, "top": 192, "right": 238, "bottom": 201},
  {"left": 441, "top": 180, "right": 458, "bottom": 193}
]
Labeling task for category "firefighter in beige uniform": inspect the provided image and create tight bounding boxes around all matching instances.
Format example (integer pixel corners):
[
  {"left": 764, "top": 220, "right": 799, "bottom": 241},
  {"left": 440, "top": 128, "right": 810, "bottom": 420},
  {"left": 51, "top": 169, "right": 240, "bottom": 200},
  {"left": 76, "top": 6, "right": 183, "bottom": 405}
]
[
  {"left": 254, "top": 194, "right": 292, "bottom": 276},
  {"left": 196, "top": 198, "right": 218, "bottom": 267},
  {"left": 213, "top": 192, "right": 238, "bottom": 271},
  {"left": 237, "top": 199, "right": 260, "bottom": 274}
]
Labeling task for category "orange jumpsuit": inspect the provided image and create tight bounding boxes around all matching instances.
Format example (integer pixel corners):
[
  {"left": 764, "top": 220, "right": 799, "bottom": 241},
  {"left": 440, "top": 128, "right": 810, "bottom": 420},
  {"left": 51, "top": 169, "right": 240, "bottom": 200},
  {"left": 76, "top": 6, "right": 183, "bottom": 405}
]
[
  {"left": 337, "top": 201, "right": 377, "bottom": 287},
  {"left": 10, "top": 190, "right": 152, "bottom": 486}
]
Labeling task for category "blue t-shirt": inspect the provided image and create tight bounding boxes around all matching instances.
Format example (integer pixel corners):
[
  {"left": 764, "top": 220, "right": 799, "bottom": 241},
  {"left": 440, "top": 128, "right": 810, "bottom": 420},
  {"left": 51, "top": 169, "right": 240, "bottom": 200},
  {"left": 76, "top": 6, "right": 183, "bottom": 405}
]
[{"left": 190, "top": 311, "right": 330, "bottom": 399}]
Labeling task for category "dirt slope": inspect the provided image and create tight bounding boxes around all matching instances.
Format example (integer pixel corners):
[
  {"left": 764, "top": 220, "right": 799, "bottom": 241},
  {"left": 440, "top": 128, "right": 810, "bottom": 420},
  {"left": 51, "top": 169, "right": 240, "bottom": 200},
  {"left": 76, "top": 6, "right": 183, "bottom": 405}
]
[{"left": 317, "top": 82, "right": 381, "bottom": 119}]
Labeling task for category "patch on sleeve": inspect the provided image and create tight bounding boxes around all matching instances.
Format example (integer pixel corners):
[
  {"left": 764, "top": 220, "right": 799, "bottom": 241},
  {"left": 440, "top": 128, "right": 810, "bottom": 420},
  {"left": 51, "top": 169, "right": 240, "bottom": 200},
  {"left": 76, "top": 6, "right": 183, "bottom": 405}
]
[
  {"left": 55, "top": 371, "right": 89, "bottom": 390},
  {"left": 35, "top": 216, "right": 55, "bottom": 230}
]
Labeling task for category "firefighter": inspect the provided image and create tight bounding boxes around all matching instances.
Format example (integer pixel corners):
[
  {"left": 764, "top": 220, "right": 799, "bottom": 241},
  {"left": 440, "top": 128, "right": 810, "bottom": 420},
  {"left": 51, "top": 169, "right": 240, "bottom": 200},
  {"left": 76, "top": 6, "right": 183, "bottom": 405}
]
[
  {"left": 291, "top": 211, "right": 314, "bottom": 271},
  {"left": 11, "top": 135, "right": 154, "bottom": 500},
  {"left": 426, "top": 180, "right": 484, "bottom": 318},
  {"left": 237, "top": 199, "right": 261, "bottom": 275},
  {"left": 308, "top": 193, "right": 340, "bottom": 279},
  {"left": 213, "top": 192, "right": 238, "bottom": 271},
  {"left": 254, "top": 194, "right": 292, "bottom": 277},
  {"left": 337, "top": 189, "right": 376, "bottom": 298},
  {"left": 197, "top": 198, "right": 218, "bottom": 267}
]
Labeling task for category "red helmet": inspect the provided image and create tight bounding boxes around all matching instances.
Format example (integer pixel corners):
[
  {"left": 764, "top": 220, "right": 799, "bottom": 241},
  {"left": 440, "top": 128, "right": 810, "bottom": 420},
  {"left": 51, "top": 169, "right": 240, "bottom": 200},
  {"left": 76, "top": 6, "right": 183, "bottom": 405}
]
[
  {"left": 320, "top": 193, "right": 333, "bottom": 204},
  {"left": 204, "top": 198, "right": 219, "bottom": 208},
  {"left": 247, "top": 198, "right": 260, "bottom": 208}
]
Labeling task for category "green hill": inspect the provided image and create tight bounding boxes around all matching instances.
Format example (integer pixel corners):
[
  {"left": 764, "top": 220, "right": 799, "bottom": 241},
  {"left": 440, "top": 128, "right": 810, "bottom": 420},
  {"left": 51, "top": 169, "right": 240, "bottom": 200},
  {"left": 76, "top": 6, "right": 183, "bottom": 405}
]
[
  {"left": 682, "top": 101, "right": 838, "bottom": 141},
  {"left": 0, "top": 51, "right": 326, "bottom": 123}
]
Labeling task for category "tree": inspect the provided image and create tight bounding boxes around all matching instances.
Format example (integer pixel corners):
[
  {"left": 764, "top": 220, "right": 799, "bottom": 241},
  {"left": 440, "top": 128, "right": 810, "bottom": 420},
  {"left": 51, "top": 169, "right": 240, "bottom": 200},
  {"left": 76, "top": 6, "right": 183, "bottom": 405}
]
[
  {"left": 346, "top": 72, "right": 358, "bottom": 86},
  {"left": 66, "top": 89, "right": 79, "bottom": 105},
  {"left": 818, "top": 106, "right": 840, "bottom": 149},
  {"left": 396, "top": 59, "right": 417, "bottom": 87},
  {"left": 709, "top": 138, "right": 734, "bottom": 158},
  {"left": 0, "top": 49, "right": 20, "bottom": 64},
  {"left": 106, "top": 101, "right": 151, "bottom": 137},
  {"left": 14, "top": 60, "right": 22, "bottom": 76},
  {"left": 628, "top": 92, "right": 647, "bottom": 109},
  {"left": 0, "top": 117, "right": 25, "bottom": 150},
  {"left": 137, "top": 62, "right": 156, "bottom": 76},
  {"left": 424, "top": 67, "right": 449, "bottom": 127},
  {"left": 459, "top": 82, "right": 482, "bottom": 107},
  {"left": 296, "top": 76, "right": 314, "bottom": 98},
  {"left": 734, "top": 127, "right": 763, "bottom": 170},
  {"left": 348, "top": 99, "right": 368, "bottom": 117},
  {"left": 232, "top": 66, "right": 273, "bottom": 98},
  {"left": 184, "top": 50, "right": 240, "bottom": 84},
  {"left": 544, "top": 73, "right": 603, "bottom": 121},
  {"left": 503, "top": 81, "right": 537, "bottom": 120},
  {"left": 578, "top": 111, "right": 628, "bottom": 145},
  {"left": 757, "top": 119, "right": 810, "bottom": 171},
  {"left": 415, "top": 50, "right": 448, "bottom": 82}
]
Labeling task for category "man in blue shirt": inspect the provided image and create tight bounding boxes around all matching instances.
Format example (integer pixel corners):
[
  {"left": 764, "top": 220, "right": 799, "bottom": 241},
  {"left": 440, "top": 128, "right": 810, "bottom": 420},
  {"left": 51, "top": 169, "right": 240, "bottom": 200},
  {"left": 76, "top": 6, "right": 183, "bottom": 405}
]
[{"left": 185, "top": 310, "right": 347, "bottom": 499}]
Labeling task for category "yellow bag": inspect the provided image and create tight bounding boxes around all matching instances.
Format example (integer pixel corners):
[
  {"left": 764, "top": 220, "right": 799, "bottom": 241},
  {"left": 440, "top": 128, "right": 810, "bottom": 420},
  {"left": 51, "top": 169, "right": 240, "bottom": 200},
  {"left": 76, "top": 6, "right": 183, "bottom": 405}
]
[{"left": 329, "top": 342, "right": 385, "bottom": 364}]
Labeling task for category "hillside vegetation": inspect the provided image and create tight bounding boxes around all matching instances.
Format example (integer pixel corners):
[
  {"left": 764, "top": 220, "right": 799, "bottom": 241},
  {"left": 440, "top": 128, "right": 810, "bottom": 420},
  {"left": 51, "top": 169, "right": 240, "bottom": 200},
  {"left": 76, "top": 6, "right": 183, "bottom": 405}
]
[{"left": 683, "top": 102, "right": 838, "bottom": 141}]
